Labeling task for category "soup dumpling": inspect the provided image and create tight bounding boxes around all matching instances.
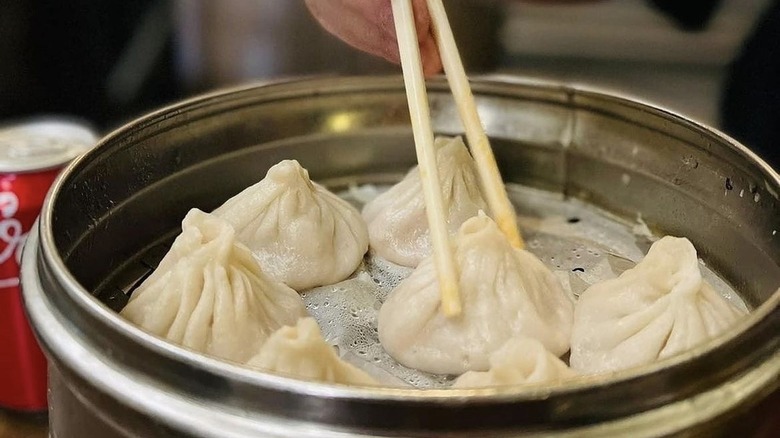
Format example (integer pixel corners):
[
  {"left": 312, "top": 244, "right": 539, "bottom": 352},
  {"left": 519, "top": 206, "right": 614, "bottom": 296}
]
[
  {"left": 569, "top": 236, "right": 746, "bottom": 374},
  {"left": 362, "top": 136, "right": 488, "bottom": 267},
  {"left": 121, "top": 209, "right": 308, "bottom": 363},
  {"left": 453, "top": 337, "right": 576, "bottom": 388},
  {"left": 213, "top": 160, "right": 369, "bottom": 291},
  {"left": 246, "top": 317, "right": 377, "bottom": 386},
  {"left": 378, "top": 213, "right": 574, "bottom": 375}
]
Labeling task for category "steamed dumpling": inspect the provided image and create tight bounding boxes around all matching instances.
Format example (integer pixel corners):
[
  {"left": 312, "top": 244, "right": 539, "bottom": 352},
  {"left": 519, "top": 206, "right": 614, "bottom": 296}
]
[
  {"left": 378, "top": 213, "right": 574, "bottom": 375},
  {"left": 362, "top": 136, "right": 488, "bottom": 267},
  {"left": 246, "top": 317, "right": 377, "bottom": 386},
  {"left": 213, "top": 160, "right": 369, "bottom": 290},
  {"left": 569, "top": 236, "right": 746, "bottom": 374},
  {"left": 453, "top": 337, "right": 576, "bottom": 388},
  {"left": 120, "top": 209, "right": 308, "bottom": 363}
]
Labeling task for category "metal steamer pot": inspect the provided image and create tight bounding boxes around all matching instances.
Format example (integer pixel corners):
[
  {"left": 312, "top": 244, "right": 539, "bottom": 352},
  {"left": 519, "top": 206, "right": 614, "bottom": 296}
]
[{"left": 21, "top": 77, "right": 780, "bottom": 437}]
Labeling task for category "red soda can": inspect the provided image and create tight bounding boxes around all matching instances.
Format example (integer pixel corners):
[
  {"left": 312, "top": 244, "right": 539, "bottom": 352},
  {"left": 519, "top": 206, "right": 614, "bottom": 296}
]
[{"left": 0, "top": 119, "right": 97, "bottom": 412}]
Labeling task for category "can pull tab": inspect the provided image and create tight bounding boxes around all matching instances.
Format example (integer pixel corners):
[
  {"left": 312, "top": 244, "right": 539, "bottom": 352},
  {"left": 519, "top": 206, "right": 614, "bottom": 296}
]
[
  {"left": 2, "top": 137, "right": 74, "bottom": 158},
  {"left": 0, "top": 120, "right": 98, "bottom": 172}
]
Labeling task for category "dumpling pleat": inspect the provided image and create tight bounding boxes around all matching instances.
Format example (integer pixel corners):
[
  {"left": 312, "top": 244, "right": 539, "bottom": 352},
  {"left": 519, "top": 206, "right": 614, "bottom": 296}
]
[{"left": 120, "top": 209, "right": 308, "bottom": 363}]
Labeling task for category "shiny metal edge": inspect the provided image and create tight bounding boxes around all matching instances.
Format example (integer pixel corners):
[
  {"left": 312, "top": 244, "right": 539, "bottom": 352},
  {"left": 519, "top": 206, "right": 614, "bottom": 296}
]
[
  {"left": 27, "top": 76, "right": 780, "bottom": 426},
  {"left": 22, "top": 225, "right": 344, "bottom": 438}
]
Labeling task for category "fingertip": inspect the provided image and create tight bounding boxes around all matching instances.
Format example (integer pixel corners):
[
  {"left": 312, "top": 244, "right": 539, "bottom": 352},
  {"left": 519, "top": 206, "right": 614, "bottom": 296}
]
[
  {"left": 423, "top": 60, "right": 444, "bottom": 78},
  {"left": 378, "top": 30, "right": 402, "bottom": 65},
  {"left": 412, "top": 0, "right": 433, "bottom": 39},
  {"left": 383, "top": 48, "right": 402, "bottom": 65},
  {"left": 421, "top": 39, "right": 443, "bottom": 77}
]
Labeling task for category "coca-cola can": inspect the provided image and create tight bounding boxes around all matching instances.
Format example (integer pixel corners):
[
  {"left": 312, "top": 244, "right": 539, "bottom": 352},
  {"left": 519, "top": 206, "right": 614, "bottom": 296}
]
[{"left": 0, "top": 119, "right": 97, "bottom": 412}]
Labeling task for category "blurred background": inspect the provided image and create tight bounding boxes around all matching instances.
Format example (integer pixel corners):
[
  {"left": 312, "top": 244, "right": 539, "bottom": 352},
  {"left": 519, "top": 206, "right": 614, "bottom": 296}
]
[
  {"left": 1, "top": 2, "right": 777, "bottom": 435},
  {"left": 0, "top": 0, "right": 777, "bottom": 165}
]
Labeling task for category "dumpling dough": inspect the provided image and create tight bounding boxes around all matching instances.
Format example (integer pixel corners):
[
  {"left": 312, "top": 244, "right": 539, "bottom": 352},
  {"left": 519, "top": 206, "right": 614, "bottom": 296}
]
[
  {"left": 246, "top": 318, "right": 377, "bottom": 386},
  {"left": 453, "top": 337, "right": 576, "bottom": 388},
  {"left": 121, "top": 209, "right": 308, "bottom": 363},
  {"left": 569, "top": 236, "right": 746, "bottom": 374},
  {"left": 213, "top": 160, "right": 369, "bottom": 290},
  {"left": 378, "top": 213, "right": 574, "bottom": 375},
  {"left": 362, "top": 136, "right": 488, "bottom": 267}
]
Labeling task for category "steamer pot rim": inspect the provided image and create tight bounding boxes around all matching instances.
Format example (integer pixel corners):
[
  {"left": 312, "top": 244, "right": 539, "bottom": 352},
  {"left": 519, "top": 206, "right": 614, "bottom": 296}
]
[{"left": 33, "top": 75, "right": 780, "bottom": 403}]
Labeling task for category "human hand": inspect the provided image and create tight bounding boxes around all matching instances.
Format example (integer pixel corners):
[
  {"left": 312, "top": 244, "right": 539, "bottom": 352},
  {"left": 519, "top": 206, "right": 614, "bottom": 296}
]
[{"left": 305, "top": 0, "right": 443, "bottom": 76}]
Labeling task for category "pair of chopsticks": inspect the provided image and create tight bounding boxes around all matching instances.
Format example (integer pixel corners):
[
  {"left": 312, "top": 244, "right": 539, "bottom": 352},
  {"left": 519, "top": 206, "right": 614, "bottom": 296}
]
[{"left": 391, "top": 0, "right": 524, "bottom": 317}]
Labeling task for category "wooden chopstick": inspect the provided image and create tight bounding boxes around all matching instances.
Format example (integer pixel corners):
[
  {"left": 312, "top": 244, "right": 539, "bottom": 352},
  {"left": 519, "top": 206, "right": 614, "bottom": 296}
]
[
  {"left": 426, "top": 0, "right": 525, "bottom": 250},
  {"left": 391, "top": 0, "right": 462, "bottom": 317}
]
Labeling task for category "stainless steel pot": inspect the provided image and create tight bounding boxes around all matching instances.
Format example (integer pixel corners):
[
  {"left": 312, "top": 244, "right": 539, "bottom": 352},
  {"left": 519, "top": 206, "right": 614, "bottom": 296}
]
[{"left": 21, "top": 76, "right": 779, "bottom": 437}]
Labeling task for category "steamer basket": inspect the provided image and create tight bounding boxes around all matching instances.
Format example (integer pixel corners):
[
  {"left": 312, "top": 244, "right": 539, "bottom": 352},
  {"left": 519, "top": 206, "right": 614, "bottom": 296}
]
[{"left": 21, "top": 76, "right": 779, "bottom": 437}]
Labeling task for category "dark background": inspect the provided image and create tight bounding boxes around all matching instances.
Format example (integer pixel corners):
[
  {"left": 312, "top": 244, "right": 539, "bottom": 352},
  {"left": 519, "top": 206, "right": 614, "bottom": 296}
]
[{"left": 0, "top": 0, "right": 777, "bottom": 166}]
